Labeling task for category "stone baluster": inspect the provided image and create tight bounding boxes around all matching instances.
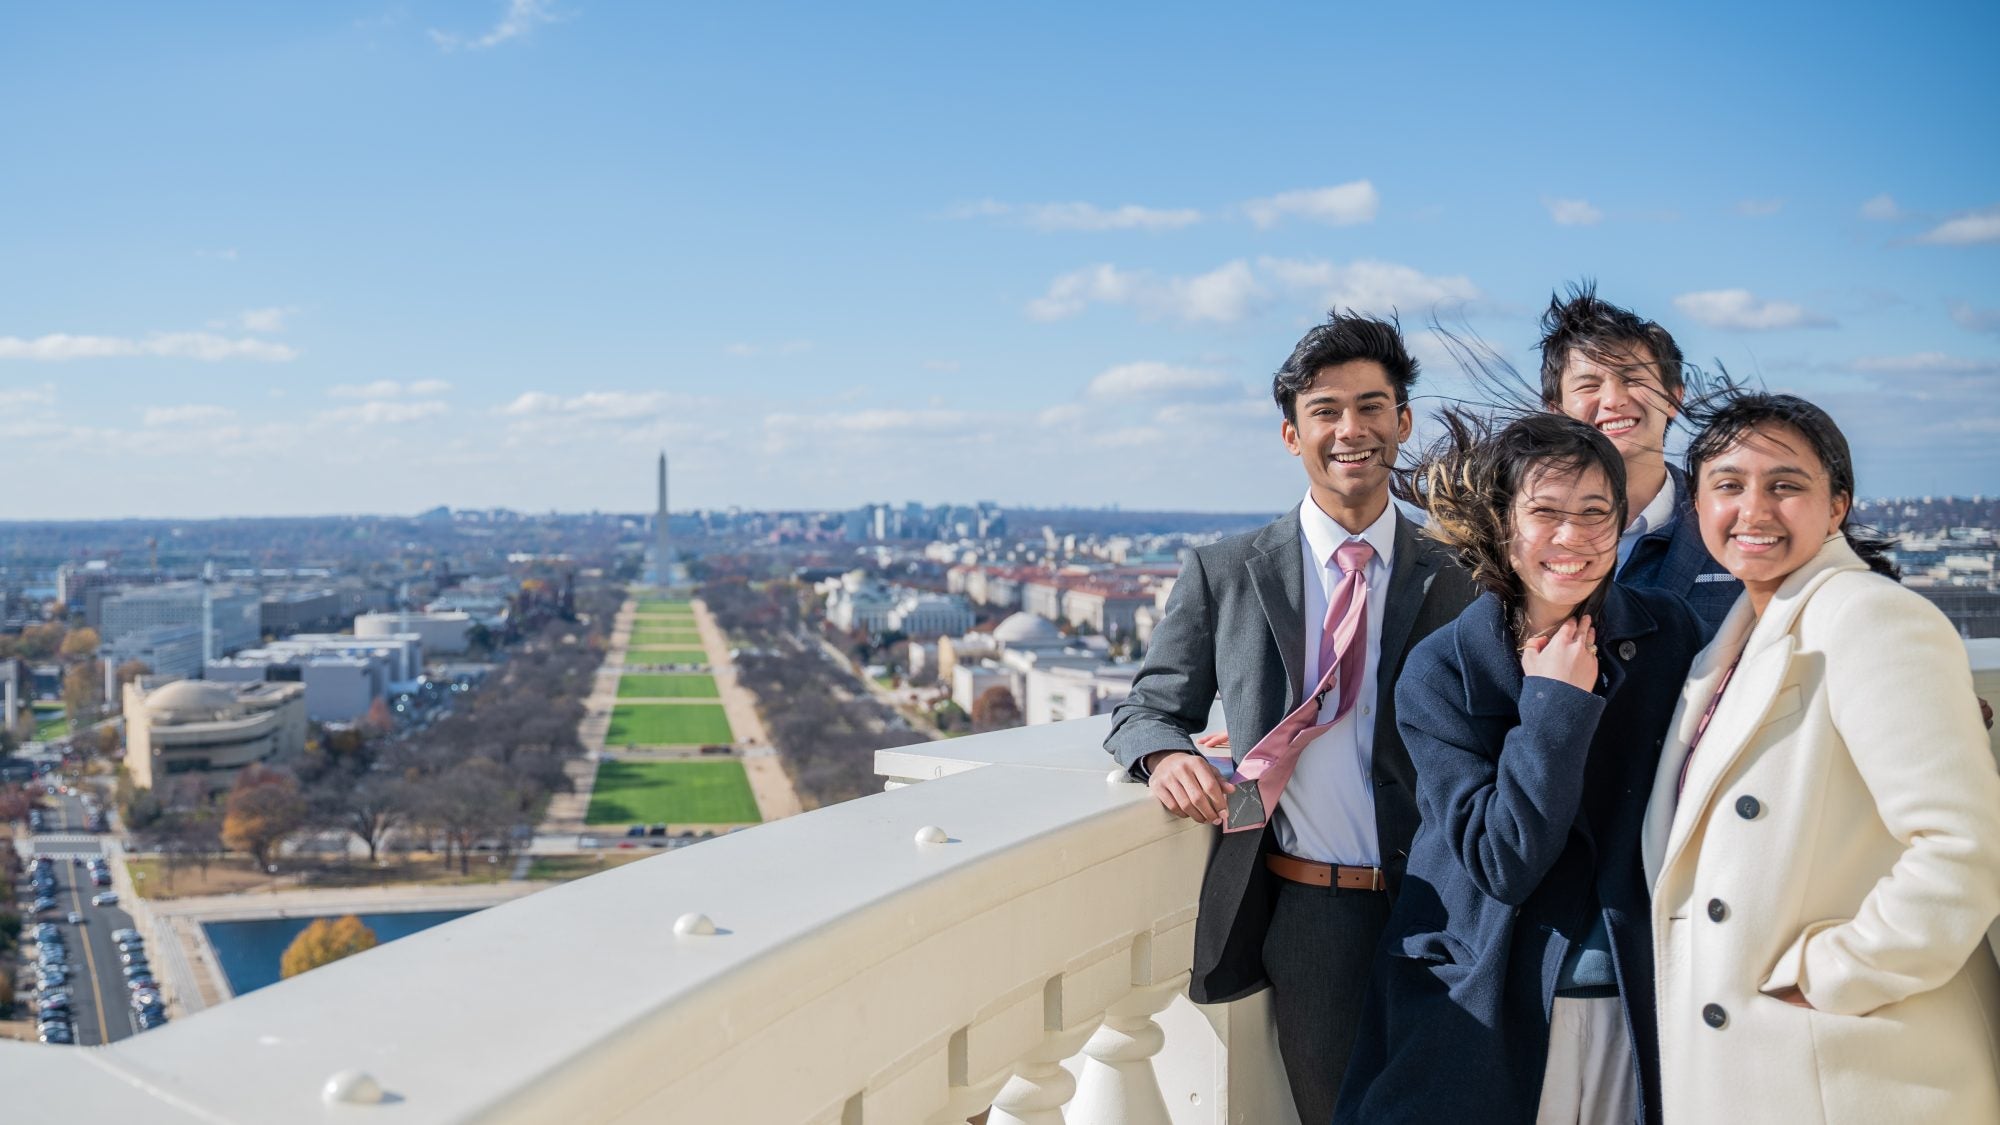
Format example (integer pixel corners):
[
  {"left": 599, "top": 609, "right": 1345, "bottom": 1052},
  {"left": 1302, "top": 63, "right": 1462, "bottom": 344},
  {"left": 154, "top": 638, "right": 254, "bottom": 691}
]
[
  {"left": 987, "top": 1021, "right": 1099, "bottom": 1125},
  {"left": 1065, "top": 977, "right": 1187, "bottom": 1125}
]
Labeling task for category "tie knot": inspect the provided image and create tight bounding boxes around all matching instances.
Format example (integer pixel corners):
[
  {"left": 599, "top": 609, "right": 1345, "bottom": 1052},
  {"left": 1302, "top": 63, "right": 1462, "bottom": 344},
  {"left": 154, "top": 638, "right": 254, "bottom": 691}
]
[{"left": 1333, "top": 540, "right": 1375, "bottom": 575}]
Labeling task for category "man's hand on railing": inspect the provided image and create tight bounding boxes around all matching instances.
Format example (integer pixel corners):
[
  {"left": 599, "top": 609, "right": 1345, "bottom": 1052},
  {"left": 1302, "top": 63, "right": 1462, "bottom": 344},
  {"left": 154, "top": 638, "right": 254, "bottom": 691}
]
[{"left": 1142, "top": 749, "right": 1235, "bottom": 826}]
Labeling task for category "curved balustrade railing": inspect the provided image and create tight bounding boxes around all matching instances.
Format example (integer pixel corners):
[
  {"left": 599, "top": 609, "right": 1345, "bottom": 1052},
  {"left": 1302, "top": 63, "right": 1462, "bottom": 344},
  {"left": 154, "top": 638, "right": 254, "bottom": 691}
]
[{"left": 3, "top": 715, "right": 1298, "bottom": 1123}]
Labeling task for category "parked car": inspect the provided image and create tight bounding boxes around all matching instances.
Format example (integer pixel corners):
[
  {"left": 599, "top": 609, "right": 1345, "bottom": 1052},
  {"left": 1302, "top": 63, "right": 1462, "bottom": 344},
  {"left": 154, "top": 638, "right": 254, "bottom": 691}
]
[
  {"left": 38, "top": 991, "right": 72, "bottom": 1012},
  {"left": 136, "top": 1009, "right": 168, "bottom": 1030},
  {"left": 38, "top": 1023, "right": 75, "bottom": 1044},
  {"left": 66, "top": 911, "right": 84, "bottom": 925},
  {"left": 92, "top": 891, "right": 118, "bottom": 907}
]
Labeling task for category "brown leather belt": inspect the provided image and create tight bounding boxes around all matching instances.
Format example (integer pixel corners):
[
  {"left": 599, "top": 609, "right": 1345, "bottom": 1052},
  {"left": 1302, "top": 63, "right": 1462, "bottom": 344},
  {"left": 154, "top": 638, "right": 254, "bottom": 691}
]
[{"left": 1265, "top": 852, "right": 1385, "bottom": 891}]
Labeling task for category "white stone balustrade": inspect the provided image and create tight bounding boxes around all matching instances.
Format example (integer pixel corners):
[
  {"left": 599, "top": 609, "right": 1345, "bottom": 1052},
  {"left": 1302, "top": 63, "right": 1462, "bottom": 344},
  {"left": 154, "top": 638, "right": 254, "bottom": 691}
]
[{"left": 1, "top": 713, "right": 1300, "bottom": 1123}]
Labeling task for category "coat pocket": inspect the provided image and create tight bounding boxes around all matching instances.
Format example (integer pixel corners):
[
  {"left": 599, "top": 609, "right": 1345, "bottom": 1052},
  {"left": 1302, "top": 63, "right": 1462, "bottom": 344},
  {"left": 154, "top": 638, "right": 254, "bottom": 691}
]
[{"left": 1391, "top": 927, "right": 1475, "bottom": 967}]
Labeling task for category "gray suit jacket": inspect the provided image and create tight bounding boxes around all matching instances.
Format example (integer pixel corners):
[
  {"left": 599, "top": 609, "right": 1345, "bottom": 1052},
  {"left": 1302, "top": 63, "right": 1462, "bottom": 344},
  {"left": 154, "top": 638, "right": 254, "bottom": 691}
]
[{"left": 1106, "top": 506, "right": 1477, "bottom": 1004}]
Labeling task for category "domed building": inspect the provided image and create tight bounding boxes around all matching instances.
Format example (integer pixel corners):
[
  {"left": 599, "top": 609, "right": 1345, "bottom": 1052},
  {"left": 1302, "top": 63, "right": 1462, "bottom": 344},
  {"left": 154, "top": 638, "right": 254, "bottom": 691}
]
[
  {"left": 123, "top": 676, "right": 307, "bottom": 793},
  {"left": 990, "top": 612, "right": 1061, "bottom": 647}
]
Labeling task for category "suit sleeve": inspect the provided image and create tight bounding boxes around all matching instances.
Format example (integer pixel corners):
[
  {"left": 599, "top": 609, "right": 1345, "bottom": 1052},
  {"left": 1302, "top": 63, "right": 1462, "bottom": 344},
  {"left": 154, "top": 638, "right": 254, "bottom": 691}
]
[
  {"left": 1397, "top": 648, "right": 1606, "bottom": 906},
  {"left": 1766, "top": 579, "right": 2000, "bottom": 1016},
  {"left": 1104, "top": 548, "right": 1219, "bottom": 775}
]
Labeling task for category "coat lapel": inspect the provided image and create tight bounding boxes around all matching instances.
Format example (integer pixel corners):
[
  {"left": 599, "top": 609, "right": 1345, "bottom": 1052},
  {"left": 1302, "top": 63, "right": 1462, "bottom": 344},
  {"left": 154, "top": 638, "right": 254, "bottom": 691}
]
[
  {"left": 1642, "top": 598, "right": 1757, "bottom": 884},
  {"left": 1650, "top": 536, "right": 1867, "bottom": 883},
  {"left": 1375, "top": 510, "right": 1437, "bottom": 690},
  {"left": 1246, "top": 509, "right": 1307, "bottom": 711}
]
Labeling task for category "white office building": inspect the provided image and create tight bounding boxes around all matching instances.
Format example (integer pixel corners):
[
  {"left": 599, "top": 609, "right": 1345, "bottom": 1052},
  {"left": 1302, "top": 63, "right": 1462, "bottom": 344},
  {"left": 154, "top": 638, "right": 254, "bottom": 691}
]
[
  {"left": 357, "top": 611, "right": 474, "bottom": 654},
  {"left": 102, "top": 624, "right": 207, "bottom": 681},
  {"left": 100, "top": 583, "right": 262, "bottom": 658},
  {"left": 206, "top": 632, "right": 423, "bottom": 723}
]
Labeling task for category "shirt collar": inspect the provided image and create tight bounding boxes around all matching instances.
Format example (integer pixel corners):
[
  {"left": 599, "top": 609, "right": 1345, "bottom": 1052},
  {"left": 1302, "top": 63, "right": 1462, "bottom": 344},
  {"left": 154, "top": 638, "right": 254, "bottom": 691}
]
[
  {"left": 1625, "top": 471, "right": 1678, "bottom": 540},
  {"left": 1299, "top": 493, "right": 1397, "bottom": 575}
]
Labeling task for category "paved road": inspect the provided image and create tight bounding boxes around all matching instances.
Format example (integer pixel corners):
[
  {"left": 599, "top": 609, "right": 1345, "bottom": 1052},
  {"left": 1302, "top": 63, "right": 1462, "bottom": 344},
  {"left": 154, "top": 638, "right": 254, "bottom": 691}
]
[{"left": 25, "top": 791, "right": 142, "bottom": 1045}]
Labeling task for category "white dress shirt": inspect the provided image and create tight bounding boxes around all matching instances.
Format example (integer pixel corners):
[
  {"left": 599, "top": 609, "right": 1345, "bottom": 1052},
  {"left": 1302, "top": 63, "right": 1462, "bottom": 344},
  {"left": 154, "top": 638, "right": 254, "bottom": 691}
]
[
  {"left": 1273, "top": 495, "right": 1396, "bottom": 866},
  {"left": 1617, "top": 471, "right": 1677, "bottom": 568}
]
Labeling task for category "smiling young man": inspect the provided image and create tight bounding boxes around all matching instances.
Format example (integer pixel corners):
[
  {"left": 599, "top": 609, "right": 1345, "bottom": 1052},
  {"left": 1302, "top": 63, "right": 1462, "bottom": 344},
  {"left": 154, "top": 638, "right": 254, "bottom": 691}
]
[
  {"left": 1105, "top": 312, "right": 1476, "bottom": 1122},
  {"left": 1540, "top": 285, "right": 1740, "bottom": 631}
]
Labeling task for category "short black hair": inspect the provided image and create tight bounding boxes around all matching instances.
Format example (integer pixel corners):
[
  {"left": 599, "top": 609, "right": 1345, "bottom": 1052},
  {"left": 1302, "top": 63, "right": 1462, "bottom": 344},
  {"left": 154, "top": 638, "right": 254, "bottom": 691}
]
[
  {"left": 1537, "top": 281, "right": 1685, "bottom": 406},
  {"left": 1273, "top": 310, "right": 1419, "bottom": 424},
  {"left": 1684, "top": 392, "right": 1897, "bottom": 578}
]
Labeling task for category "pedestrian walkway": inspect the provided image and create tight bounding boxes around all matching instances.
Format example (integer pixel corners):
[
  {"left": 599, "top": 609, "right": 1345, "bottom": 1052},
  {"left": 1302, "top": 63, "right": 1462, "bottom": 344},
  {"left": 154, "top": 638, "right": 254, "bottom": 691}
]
[{"left": 694, "top": 598, "right": 804, "bottom": 820}]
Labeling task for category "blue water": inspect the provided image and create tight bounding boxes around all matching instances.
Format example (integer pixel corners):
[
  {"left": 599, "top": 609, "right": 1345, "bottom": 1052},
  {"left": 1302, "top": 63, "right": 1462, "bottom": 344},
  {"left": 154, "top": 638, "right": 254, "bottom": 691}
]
[{"left": 203, "top": 910, "right": 475, "bottom": 995}]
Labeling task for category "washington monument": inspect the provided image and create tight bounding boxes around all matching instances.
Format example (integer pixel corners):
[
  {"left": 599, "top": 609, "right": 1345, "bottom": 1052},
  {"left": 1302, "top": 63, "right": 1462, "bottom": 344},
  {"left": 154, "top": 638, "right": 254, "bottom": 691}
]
[{"left": 652, "top": 451, "right": 672, "bottom": 585}]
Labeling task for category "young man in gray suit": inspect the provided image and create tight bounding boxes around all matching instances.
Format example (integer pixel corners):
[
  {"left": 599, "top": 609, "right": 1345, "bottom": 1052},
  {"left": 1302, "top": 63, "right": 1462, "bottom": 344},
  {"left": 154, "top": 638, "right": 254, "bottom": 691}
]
[{"left": 1105, "top": 312, "right": 1476, "bottom": 1122}]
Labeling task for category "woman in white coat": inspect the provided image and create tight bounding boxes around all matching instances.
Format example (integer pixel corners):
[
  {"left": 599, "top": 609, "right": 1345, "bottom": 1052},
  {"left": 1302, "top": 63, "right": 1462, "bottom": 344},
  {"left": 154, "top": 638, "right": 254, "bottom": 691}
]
[{"left": 1641, "top": 393, "right": 2000, "bottom": 1124}]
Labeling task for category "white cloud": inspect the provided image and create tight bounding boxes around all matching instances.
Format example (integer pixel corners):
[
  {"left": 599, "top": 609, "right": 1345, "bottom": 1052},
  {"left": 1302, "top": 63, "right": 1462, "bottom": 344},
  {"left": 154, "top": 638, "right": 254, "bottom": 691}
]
[
  {"left": 498, "top": 390, "right": 679, "bottom": 421},
  {"left": 0, "top": 332, "right": 296, "bottom": 361},
  {"left": 235, "top": 306, "right": 296, "bottom": 333},
  {"left": 1257, "top": 256, "right": 1481, "bottom": 315},
  {"left": 430, "top": 0, "right": 559, "bottom": 51},
  {"left": 0, "top": 384, "right": 56, "bottom": 410},
  {"left": 318, "top": 401, "right": 449, "bottom": 425},
  {"left": 1028, "top": 260, "right": 1263, "bottom": 323},
  {"left": 1851, "top": 352, "right": 2000, "bottom": 376},
  {"left": 1735, "top": 198, "right": 1784, "bottom": 217},
  {"left": 1950, "top": 302, "right": 2000, "bottom": 335},
  {"left": 950, "top": 199, "right": 1202, "bottom": 232},
  {"left": 1859, "top": 193, "right": 1903, "bottom": 221},
  {"left": 1542, "top": 196, "right": 1604, "bottom": 226},
  {"left": 1243, "top": 181, "right": 1379, "bottom": 229},
  {"left": 142, "top": 405, "right": 237, "bottom": 427},
  {"left": 1030, "top": 256, "right": 1479, "bottom": 324},
  {"left": 329, "top": 379, "right": 452, "bottom": 398},
  {"left": 1916, "top": 205, "right": 2000, "bottom": 246},
  {"left": 1036, "top": 403, "right": 1088, "bottom": 427},
  {"left": 1671, "top": 289, "right": 1833, "bottom": 331},
  {"left": 1086, "top": 362, "right": 1234, "bottom": 399}
]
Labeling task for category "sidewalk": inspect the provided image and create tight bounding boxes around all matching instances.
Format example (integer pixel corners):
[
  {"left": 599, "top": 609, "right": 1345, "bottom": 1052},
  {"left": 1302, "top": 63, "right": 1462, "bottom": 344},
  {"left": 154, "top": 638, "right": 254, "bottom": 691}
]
[{"left": 695, "top": 597, "right": 803, "bottom": 820}]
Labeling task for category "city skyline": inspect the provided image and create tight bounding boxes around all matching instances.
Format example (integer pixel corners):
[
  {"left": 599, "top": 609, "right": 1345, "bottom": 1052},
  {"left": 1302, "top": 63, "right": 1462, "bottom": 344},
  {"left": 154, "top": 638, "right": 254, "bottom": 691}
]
[{"left": 1, "top": 1, "right": 1995, "bottom": 519}]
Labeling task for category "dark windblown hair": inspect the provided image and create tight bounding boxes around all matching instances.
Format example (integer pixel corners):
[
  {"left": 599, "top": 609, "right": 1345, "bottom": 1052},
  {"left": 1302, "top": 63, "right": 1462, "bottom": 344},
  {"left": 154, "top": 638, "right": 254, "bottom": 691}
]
[
  {"left": 1398, "top": 410, "right": 1628, "bottom": 644},
  {"left": 1273, "top": 309, "right": 1419, "bottom": 424},
  {"left": 1537, "top": 280, "right": 1686, "bottom": 407},
  {"left": 1681, "top": 390, "right": 1898, "bottom": 578}
]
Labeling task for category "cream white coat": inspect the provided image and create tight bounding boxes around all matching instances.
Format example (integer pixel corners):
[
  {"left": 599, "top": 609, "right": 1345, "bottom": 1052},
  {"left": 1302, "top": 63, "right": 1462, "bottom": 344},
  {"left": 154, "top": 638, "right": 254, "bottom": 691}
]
[{"left": 1642, "top": 536, "right": 2000, "bottom": 1124}]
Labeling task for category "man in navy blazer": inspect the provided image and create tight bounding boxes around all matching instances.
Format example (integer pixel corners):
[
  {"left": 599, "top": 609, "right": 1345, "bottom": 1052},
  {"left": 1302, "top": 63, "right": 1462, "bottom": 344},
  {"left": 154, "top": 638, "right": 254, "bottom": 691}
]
[
  {"left": 1539, "top": 285, "right": 1740, "bottom": 632},
  {"left": 1105, "top": 312, "right": 1476, "bottom": 1122}
]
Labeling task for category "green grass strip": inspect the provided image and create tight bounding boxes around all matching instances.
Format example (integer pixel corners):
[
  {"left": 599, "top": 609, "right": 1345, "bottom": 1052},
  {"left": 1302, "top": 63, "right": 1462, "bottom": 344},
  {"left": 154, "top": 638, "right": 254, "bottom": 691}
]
[{"left": 585, "top": 759, "right": 761, "bottom": 825}]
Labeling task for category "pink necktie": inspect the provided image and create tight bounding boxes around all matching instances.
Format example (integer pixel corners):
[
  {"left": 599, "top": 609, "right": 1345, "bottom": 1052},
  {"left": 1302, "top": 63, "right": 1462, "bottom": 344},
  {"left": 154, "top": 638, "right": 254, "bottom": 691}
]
[{"left": 1227, "top": 540, "right": 1374, "bottom": 833}]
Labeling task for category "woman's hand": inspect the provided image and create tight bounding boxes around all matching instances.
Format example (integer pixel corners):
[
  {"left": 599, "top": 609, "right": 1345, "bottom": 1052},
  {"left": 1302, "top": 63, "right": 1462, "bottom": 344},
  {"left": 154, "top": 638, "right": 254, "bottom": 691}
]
[{"left": 1520, "top": 615, "right": 1597, "bottom": 692}]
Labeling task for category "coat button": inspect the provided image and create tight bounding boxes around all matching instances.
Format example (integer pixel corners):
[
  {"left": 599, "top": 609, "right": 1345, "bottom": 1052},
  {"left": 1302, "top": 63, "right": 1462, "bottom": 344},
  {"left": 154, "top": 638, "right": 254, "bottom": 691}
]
[
  {"left": 1736, "top": 795, "right": 1761, "bottom": 819},
  {"left": 1707, "top": 898, "right": 1728, "bottom": 922},
  {"left": 1617, "top": 640, "right": 1636, "bottom": 660},
  {"left": 1702, "top": 1003, "right": 1728, "bottom": 1029}
]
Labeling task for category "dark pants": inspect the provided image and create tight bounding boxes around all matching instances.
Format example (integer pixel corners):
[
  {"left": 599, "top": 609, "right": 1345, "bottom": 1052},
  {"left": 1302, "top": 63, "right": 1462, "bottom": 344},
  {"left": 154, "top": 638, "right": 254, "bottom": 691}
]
[{"left": 1261, "top": 878, "right": 1393, "bottom": 1125}]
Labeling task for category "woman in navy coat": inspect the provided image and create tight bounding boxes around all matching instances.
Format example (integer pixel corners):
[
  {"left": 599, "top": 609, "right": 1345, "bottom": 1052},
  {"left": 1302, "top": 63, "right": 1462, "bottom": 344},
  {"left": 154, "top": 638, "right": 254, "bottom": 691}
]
[{"left": 1336, "top": 413, "right": 1706, "bottom": 1125}]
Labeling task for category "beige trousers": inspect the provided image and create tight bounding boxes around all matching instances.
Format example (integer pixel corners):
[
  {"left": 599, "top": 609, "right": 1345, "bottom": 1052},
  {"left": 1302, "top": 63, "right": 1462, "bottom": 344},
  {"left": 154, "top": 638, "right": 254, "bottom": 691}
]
[{"left": 1535, "top": 995, "right": 1637, "bottom": 1125}]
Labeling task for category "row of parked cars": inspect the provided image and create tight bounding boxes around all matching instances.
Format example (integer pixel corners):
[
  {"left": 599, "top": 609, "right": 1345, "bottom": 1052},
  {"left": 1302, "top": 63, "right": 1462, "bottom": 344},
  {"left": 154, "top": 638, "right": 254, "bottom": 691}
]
[
  {"left": 27, "top": 855, "right": 77, "bottom": 1045},
  {"left": 113, "top": 927, "right": 169, "bottom": 1032}
]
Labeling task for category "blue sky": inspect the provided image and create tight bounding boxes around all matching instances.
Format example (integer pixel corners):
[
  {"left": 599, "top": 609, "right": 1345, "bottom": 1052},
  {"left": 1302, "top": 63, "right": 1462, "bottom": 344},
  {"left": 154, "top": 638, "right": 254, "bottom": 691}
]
[{"left": 1, "top": 1, "right": 1994, "bottom": 519}]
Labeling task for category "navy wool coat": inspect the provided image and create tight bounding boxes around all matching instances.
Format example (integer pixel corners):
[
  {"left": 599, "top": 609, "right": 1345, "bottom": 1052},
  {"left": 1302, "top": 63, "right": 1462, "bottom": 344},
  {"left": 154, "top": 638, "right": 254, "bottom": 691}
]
[{"left": 1334, "top": 583, "right": 1705, "bottom": 1125}]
